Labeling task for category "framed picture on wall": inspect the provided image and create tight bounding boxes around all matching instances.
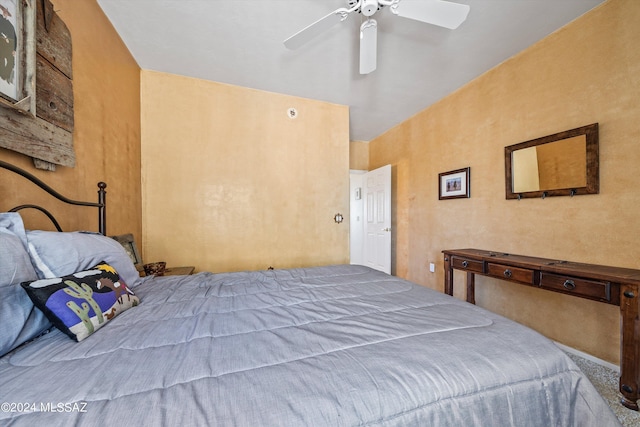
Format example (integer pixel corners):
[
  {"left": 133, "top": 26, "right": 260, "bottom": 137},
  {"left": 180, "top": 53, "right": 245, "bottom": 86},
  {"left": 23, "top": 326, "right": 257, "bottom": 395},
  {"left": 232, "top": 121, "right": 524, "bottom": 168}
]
[
  {"left": 0, "top": 0, "right": 35, "bottom": 112},
  {"left": 439, "top": 167, "right": 470, "bottom": 200},
  {"left": 0, "top": 0, "right": 19, "bottom": 101}
]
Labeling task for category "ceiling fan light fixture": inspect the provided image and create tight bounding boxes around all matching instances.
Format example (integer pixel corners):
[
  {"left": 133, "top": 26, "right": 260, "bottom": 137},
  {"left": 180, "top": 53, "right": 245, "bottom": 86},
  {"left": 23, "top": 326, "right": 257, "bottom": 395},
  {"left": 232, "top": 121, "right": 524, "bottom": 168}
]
[
  {"left": 361, "top": 0, "right": 379, "bottom": 16},
  {"left": 284, "top": 0, "right": 470, "bottom": 74}
]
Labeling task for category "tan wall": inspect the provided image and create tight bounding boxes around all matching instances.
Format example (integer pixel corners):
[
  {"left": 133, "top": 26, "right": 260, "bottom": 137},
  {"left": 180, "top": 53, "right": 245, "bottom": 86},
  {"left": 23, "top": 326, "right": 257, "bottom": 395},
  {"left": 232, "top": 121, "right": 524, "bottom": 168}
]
[
  {"left": 0, "top": 0, "right": 141, "bottom": 241},
  {"left": 141, "top": 71, "right": 349, "bottom": 273},
  {"left": 349, "top": 140, "right": 369, "bottom": 170},
  {"left": 369, "top": 0, "right": 639, "bottom": 364}
]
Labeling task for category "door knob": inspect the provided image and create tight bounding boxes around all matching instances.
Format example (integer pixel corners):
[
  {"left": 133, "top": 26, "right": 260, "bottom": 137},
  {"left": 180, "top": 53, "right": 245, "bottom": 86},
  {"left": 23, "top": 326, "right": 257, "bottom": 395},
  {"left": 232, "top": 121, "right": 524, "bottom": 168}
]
[{"left": 383, "top": 227, "right": 391, "bottom": 232}]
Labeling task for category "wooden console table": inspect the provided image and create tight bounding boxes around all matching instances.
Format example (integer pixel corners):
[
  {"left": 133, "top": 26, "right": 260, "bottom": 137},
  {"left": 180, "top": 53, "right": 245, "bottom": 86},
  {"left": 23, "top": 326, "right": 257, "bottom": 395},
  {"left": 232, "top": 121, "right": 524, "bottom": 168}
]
[{"left": 442, "top": 248, "right": 640, "bottom": 410}]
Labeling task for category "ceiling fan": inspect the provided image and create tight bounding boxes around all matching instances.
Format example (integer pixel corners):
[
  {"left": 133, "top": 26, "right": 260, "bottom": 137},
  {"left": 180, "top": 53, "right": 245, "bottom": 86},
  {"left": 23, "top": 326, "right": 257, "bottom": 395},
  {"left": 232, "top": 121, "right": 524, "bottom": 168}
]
[{"left": 284, "top": 0, "right": 470, "bottom": 75}]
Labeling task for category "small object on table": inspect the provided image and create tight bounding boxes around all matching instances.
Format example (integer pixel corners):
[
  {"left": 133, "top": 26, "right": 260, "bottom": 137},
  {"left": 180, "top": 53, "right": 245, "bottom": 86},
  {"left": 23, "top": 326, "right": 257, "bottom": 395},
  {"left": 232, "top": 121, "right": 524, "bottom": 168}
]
[{"left": 143, "top": 261, "right": 166, "bottom": 276}]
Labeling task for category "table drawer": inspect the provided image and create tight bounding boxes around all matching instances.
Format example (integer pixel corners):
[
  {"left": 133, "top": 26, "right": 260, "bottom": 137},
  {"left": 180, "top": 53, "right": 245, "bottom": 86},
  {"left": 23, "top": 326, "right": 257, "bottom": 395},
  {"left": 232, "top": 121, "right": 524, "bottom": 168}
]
[
  {"left": 540, "top": 272, "right": 611, "bottom": 302},
  {"left": 487, "top": 263, "right": 536, "bottom": 285},
  {"left": 452, "top": 256, "right": 484, "bottom": 273}
]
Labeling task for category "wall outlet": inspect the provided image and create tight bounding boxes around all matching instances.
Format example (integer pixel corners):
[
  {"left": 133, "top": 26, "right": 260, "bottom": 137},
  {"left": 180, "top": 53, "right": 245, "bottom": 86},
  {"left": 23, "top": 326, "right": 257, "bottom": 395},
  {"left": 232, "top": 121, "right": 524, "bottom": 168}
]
[{"left": 429, "top": 262, "right": 435, "bottom": 273}]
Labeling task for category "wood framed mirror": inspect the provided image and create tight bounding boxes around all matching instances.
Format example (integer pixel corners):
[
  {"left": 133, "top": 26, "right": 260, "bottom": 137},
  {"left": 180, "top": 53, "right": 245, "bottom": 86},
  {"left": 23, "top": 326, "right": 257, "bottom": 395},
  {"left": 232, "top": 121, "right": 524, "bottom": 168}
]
[{"left": 505, "top": 123, "right": 599, "bottom": 199}]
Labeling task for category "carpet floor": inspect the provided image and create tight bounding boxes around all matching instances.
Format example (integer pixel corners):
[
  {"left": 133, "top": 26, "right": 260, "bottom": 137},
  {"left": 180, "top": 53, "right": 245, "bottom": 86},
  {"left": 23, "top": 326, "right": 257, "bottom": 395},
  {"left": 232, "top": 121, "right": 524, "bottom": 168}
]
[{"left": 568, "top": 353, "right": 640, "bottom": 426}]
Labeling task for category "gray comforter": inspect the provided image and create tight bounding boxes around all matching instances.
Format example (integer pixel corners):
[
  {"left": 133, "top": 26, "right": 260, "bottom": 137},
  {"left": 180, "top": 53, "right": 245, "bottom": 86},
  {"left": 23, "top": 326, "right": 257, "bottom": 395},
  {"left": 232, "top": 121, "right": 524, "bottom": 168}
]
[{"left": 0, "top": 265, "right": 621, "bottom": 426}]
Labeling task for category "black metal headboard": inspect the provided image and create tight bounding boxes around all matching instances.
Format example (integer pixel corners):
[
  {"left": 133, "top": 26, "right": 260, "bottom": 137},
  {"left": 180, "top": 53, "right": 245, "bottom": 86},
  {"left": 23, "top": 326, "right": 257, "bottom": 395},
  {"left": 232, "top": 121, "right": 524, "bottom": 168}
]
[{"left": 0, "top": 160, "right": 107, "bottom": 235}]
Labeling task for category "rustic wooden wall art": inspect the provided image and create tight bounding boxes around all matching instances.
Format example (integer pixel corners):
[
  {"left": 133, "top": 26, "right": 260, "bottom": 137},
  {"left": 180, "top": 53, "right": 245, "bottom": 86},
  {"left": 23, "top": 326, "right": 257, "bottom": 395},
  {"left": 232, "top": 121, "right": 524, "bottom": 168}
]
[{"left": 0, "top": 0, "right": 74, "bottom": 170}]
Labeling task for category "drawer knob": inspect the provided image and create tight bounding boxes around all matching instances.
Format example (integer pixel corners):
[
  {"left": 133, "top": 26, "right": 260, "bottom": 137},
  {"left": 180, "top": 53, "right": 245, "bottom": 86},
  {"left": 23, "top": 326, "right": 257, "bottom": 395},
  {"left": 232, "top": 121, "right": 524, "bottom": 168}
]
[
  {"left": 563, "top": 280, "right": 576, "bottom": 290},
  {"left": 462, "top": 261, "right": 469, "bottom": 268},
  {"left": 503, "top": 269, "right": 512, "bottom": 278}
]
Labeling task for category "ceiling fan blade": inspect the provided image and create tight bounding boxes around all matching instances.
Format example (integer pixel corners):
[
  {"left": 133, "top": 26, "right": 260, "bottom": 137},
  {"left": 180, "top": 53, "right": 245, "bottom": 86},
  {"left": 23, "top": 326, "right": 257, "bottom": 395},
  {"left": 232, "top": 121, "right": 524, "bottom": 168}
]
[
  {"left": 284, "top": 8, "right": 350, "bottom": 50},
  {"left": 393, "top": 0, "right": 470, "bottom": 29},
  {"left": 359, "top": 19, "right": 377, "bottom": 75}
]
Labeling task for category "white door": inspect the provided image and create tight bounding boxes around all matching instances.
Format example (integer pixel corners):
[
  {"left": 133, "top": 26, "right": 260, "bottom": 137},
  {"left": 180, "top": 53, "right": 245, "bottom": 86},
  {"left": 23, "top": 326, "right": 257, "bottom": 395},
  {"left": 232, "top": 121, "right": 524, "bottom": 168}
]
[
  {"left": 349, "top": 171, "right": 366, "bottom": 265},
  {"left": 363, "top": 164, "right": 391, "bottom": 274}
]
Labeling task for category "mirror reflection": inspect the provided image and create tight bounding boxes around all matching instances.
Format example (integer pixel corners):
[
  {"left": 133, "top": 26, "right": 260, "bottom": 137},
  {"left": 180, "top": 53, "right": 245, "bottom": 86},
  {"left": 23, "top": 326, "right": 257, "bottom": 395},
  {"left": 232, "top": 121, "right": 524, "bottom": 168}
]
[
  {"left": 505, "top": 123, "right": 598, "bottom": 199},
  {"left": 512, "top": 135, "right": 586, "bottom": 193}
]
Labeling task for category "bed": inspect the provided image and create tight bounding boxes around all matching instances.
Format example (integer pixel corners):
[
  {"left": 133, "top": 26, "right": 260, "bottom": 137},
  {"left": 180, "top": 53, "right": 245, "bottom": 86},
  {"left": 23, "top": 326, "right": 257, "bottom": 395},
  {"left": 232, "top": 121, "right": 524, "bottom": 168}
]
[{"left": 0, "top": 160, "right": 621, "bottom": 426}]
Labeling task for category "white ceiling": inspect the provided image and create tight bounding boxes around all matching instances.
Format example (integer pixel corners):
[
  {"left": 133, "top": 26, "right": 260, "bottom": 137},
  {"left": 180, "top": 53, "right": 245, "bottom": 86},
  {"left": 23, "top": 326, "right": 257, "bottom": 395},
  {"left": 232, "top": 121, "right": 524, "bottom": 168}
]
[{"left": 96, "top": 0, "right": 605, "bottom": 142}]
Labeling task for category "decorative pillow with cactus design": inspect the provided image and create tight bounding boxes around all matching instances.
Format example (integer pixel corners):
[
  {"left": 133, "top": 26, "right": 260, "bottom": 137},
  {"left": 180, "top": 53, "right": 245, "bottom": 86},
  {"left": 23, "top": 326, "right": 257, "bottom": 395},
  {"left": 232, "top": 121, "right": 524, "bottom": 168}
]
[{"left": 21, "top": 261, "right": 139, "bottom": 342}]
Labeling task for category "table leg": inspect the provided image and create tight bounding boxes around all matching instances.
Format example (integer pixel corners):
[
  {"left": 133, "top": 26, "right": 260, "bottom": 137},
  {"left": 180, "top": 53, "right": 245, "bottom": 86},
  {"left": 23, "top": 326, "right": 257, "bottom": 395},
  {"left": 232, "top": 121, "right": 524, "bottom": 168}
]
[
  {"left": 620, "top": 283, "right": 640, "bottom": 410},
  {"left": 466, "top": 272, "right": 476, "bottom": 305},
  {"left": 444, "top": 255, "right": 453, "bottom": 296}
]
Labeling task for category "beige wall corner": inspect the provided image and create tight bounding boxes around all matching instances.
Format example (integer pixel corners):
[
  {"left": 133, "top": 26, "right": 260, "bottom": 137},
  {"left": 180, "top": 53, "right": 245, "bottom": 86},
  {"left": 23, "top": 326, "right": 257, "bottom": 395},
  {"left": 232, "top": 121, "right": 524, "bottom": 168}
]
[
  {"left": 141, "top": 71, "right": 350, "bottom": 273},
  {"left": 350, "top": 140, "right": 369, "bottom": 170}
]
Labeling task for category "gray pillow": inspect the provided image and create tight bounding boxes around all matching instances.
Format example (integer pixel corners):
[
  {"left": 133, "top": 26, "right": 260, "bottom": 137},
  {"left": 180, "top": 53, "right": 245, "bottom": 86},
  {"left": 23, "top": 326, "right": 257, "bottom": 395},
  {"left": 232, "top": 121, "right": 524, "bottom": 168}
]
[
  {"left": 0, "top": 213, "right": 52, "bottom": 357},
  {"left": 26, "top": 230, "right": 142, "bottom": 289}
]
